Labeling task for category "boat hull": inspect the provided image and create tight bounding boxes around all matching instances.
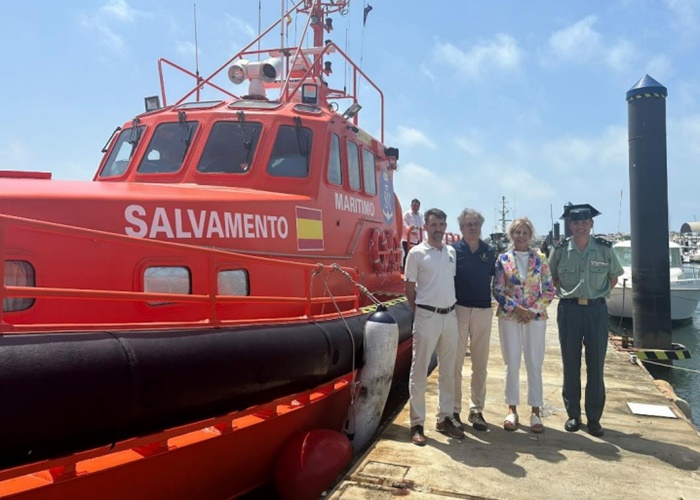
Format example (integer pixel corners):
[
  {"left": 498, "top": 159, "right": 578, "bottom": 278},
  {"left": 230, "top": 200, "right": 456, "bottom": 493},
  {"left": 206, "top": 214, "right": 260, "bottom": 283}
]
[
  {"left": 1, "top": 381, "right": 354, "bottom": 500},
  {"left": 0, "top": 302, "right": 413, "bottom": 471},
  {"left": 608, "top": 285, "right": 700, "bottom": 320}
]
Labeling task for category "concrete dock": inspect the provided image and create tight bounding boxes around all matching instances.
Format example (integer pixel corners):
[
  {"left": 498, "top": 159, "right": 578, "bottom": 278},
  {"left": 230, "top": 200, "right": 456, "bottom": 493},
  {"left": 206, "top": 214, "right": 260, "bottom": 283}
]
[{"left": 330, "top": 299, "right": 700, "bottom": 499}]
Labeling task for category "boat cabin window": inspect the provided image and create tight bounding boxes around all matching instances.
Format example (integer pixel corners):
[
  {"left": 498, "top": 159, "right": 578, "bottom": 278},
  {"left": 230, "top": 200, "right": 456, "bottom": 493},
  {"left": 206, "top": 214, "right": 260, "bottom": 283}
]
[
  {"left": 362, "top": 149, "right": 376, "bottom": 195},
  {"left": 669, "top": 248, "right": 683, "bottom": 267},
  {"left": 138, "top": 121, "right": 199, "bottom": 174},
  {"left": 198, "top": 121, "right": 263, "bottom": 174},
  {"left": 144, "top": 266, "right": 191, "bottom": 305},
  {"left": 218, "top": 269, "right": 250, "bottom": 296},
  {"left": 613, "top": 248, "right": 632, "bottom": 267},
  {"left": 99, "top": 125, "right": 145, "bottom": 178},
  {"left": 2, "top": 260, "right": 35, "bottom": 312},
  {"left": 267, "top": 125, "right": 312, "bottom": 178},
  {"left": 613, "top": 246, "right": 684, "bottom": 268},
  {"left": 347, "top": 140, "right": 361, "bottom": 190},
  {"left": 327, "top": 133, "right": 342, "bottom": 185}
]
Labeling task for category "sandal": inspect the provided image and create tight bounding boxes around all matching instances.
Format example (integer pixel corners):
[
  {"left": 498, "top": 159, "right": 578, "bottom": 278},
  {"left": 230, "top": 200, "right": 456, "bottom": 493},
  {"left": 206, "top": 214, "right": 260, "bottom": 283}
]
[
  {"left": 503, "top": 412, "right": 519, "bottom": 431},
  {"left": 530, "top": 413, "right": 544, "bottom": 433}
]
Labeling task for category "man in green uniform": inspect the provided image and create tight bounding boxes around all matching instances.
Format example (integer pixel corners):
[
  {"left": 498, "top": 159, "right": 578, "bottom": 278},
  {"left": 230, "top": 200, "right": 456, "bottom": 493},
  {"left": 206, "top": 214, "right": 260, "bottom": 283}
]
[{"left": 548, "top": 204, "right": 623, "bottom": 437}]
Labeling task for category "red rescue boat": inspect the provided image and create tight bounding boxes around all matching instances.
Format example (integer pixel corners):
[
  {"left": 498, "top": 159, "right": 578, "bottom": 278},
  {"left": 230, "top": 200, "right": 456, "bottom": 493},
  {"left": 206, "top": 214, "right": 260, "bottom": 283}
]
[{"left": 0, "top": 1, "right": 412, "bottom": 498}]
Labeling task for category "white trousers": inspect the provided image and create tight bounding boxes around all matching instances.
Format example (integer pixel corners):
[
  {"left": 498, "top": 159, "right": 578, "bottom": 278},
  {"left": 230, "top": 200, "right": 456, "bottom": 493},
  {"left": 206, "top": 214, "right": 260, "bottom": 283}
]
[
  {"left": 455, "top": 305, "right": 493, "bottom": 413},
  {"left": 409, "top": 307, "right": 458, "bottom": 427},
  {"left": 498, "top": 318, "right": 546, "bottom": 407}
]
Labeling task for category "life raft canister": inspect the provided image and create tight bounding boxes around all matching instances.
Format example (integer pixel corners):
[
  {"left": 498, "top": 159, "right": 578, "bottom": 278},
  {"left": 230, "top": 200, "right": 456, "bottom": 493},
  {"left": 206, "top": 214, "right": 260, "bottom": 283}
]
[{"left": 383, "top": 228, "right": 401, "bottom": 273}]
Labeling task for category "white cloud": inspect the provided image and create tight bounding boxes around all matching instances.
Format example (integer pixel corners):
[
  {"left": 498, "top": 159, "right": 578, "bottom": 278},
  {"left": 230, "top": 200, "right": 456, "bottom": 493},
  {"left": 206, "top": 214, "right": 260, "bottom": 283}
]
[
  {"left": 540, "top": 125, "right": 627, "bottom": 174},
  {"left": 665, "top": 0, "right": 700, "bottom": 40},
  {"left": 393, "top": 126, "right": 436, "bottom": 150},
  {"left": 644, "top": 55, "right": 673, "bottom": 81},
  {"left": 80, "top": 14, "right": 126, "bottom": 55},
  {"left": 80, "top": 1, "right": 148, "bottom": 57},
  {"left": 420, "top": 63, "right": 436, "bottom": 82},
  {"left": 0, "top": 139, "right": 32, "bottom": 170},
  {"left": 454, "top": 135, "right": 483, "bottom": 156},
  {"left": 545, "top": 16, "right": 648, "bottom": 73},
  {"left": 434, "top": 34, "right": 523, "bottom": 80},
  {"left": 175, "top": 40, "right": 198, "bottom": 60},
  {"left": 225, "top": 15, "right": 256, "bottom": 42},
  {"left": 100, "top": 0, "right": 141, "bottom": 23},
  {"left": 547, "top": 16, "right": 603, "bottom": 61},
  {"left": 394, "top": 161, "right": 460, "bottom": 219},
  {"left": 604, "top": 39, "right": 636, "bottom": 70}
]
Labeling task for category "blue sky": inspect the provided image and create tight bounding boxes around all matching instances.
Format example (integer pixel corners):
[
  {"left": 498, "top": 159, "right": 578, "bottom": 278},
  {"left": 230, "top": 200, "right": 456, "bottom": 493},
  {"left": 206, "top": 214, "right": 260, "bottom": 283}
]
[{"left": 2, "top": 0, "right": 699, "bottom": 237}]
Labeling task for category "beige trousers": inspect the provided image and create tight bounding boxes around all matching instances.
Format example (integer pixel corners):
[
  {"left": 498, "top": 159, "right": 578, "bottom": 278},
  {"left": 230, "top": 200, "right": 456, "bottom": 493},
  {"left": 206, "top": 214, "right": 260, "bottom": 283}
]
[{"left": 454, "top": 305, "right": 493, "bottom": 413}]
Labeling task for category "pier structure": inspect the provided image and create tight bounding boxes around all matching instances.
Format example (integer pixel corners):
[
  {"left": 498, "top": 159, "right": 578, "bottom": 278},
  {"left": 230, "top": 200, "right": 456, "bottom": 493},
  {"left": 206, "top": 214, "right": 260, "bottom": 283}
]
[{"left": 330, "top": 299, "right": 700, "bottom": 499}]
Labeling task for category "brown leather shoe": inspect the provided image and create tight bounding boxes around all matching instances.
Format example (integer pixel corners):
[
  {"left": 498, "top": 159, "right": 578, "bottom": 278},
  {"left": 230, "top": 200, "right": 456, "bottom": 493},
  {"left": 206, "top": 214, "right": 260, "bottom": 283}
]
[
  {"left": 436, "top": 417, "right": 465, "bottom": 439},
  {"left": 410, "top": 425, "right": 426, "bottom": 446}
]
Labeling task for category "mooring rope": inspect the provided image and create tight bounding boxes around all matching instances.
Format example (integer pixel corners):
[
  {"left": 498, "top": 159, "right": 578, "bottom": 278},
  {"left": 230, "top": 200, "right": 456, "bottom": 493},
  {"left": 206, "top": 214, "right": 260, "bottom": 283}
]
[{"left": 637, "top": 358, "right": 700, "bottom": 374}]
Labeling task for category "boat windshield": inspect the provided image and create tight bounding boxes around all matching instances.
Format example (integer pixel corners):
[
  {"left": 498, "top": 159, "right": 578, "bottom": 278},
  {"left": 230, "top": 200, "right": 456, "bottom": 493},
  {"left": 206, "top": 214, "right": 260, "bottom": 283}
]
[
  {"left": 99, "top": 125, "right": 145, "bottom": 178},
  {"left": 197, "top": 121, "right": 263, "bottom": 174},
  {"left": 614, "top": 246, "right": 684, "bottom": 268},
  {"left": 137, "top": 121, "right": 199, "bottom": 174}
]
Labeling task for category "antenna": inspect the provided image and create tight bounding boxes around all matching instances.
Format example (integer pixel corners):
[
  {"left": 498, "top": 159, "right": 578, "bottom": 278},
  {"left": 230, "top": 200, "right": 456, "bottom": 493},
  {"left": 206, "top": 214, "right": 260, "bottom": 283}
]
[
  {"left": 617, "top": 189, "right": 623, "bottom": 234},
  {"left": 498, "top": 196, "right": 511, "bottom": 234},
  {"left": 257, "top": 0, "right": 262, "bottom": 61},
  {"left": 193, "top": 4, "right": 200, "bottom": 100}
]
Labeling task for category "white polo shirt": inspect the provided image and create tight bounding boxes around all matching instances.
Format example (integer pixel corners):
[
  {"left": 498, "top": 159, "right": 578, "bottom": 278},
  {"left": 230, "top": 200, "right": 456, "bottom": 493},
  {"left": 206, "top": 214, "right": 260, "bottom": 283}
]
[
  {"left": 402, "top": 210, "right": 423, "bottom": 244},
  {"left": 405, "top": 241, "right": 457, "bottom": 308}
]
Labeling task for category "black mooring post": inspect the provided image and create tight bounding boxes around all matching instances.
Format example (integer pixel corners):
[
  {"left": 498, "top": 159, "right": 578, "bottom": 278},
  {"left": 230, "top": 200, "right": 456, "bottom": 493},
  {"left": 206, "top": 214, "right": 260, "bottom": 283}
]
[{"left": 626, "top": 74, "right": 672, "bottom": 350}]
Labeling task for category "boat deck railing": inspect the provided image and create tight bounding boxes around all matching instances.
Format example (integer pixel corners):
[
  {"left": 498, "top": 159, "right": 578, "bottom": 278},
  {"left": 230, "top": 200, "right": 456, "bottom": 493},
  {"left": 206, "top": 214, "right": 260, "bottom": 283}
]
[
  {"left": 0, "top": 213, "right": 365, "bottom": 333},
  {"left": 157, "top": 0, "right": 386, "bottom": 142}
]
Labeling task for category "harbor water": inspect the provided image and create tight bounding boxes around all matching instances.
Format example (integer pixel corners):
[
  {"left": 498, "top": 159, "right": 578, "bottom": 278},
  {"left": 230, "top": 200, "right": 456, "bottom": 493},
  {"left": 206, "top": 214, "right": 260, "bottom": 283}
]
[{"left": 647, "top": 306, "right": 700, "bottom": 430}]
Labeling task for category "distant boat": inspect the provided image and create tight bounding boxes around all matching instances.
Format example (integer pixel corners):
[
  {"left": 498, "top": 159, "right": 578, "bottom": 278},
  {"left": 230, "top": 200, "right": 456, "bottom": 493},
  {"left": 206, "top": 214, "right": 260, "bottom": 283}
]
[{"left": 607, "top": 240, "right": 700, "bottom": 320}]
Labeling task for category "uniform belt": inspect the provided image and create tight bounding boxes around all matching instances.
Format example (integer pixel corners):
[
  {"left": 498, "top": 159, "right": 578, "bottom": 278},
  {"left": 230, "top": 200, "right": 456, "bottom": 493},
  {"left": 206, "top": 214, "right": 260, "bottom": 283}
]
[
  {"left": 416, "top": 304, "right": 455, "bottom": 314},
  {"left": 560, "top": 297, "right": 606, "bottom": 306}
]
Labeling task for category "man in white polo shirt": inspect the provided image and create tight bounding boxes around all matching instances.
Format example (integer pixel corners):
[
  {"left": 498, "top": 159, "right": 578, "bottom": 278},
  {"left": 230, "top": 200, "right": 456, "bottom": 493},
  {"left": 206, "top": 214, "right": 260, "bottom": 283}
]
[{"left": 405, "top": 207, "right": 464, "bottom": 445}]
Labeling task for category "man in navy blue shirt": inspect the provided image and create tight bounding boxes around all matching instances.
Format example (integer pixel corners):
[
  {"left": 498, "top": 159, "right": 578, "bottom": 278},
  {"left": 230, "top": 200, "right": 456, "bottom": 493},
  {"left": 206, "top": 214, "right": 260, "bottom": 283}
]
[{"left": 452, "top": 208, "right": 496, "bottom": 431}]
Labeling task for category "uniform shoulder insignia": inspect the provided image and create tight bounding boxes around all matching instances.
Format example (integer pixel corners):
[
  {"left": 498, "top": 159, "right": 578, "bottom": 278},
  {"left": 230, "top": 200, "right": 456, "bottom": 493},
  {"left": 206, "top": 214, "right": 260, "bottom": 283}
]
[
  {"left": 593, "top": 235, "right": 613, "bottom": 247},
  {"left": 556, "top": 237, "right": 571, "bottom": 249}
]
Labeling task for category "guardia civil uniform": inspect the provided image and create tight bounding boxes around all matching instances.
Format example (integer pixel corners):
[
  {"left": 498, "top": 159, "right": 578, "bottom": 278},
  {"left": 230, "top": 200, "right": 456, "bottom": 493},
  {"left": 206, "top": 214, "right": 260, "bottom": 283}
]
[{"left": 548, "top": 205, "right": 623, "bottom": 435}]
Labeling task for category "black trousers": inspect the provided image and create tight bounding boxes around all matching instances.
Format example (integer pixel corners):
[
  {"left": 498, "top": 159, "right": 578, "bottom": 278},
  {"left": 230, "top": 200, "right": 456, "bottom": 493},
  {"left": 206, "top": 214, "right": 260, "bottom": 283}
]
[
  {"left": 557, "top": 300, "right": 609, "bottom": 422},
  {"left": 402, "top": 241, "right": 408, "bottom": 271}
]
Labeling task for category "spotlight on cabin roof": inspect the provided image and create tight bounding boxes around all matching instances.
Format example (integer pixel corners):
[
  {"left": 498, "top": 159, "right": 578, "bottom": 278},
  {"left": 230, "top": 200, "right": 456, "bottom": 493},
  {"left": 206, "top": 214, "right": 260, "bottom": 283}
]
[
  {"left": 302, "top": 83, "right": 318, "bottom": 105},
  {"left": 342, "top": 102, "right": 362, "bottom": 120},
  {"left": 144, "top": 95, "right": 161, "bottom": 112}
]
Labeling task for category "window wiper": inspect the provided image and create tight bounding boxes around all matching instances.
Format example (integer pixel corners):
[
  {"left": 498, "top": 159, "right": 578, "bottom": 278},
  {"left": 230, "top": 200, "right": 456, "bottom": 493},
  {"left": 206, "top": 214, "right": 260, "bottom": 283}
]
[
  {"left": 178, "top": 111, "right": 193, "bottom": 160},
  {"left": 293, "top": 116, "right": 309, "bottom": 156},
  {"left": 127, "top": 118, "right": 142, "bottom": 159},
  {"left": 237, "top": 111, "right": 253, "bottom": 168},
  {"left": 101, "top": 126, "right": 122, "bottom": 154}
]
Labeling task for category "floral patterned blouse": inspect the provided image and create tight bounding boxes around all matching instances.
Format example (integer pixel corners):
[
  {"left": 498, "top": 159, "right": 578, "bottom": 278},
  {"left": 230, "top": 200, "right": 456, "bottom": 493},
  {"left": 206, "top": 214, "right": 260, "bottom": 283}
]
[{"left": 492, "top": 248, "right": 556, "bottom": 320}]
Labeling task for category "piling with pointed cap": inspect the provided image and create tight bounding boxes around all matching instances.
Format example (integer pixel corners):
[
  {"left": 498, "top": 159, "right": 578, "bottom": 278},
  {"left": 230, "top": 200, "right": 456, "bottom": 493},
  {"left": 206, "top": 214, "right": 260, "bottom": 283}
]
[{"left": 626, "top": 74, "right": 672, "bottom": 350}]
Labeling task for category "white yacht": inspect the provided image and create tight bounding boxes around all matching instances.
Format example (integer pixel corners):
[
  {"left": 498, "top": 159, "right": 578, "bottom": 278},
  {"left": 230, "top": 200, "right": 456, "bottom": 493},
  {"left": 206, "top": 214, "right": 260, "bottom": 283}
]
[{"left": 608, "top": 240, "right": 700, "bottom": 320}]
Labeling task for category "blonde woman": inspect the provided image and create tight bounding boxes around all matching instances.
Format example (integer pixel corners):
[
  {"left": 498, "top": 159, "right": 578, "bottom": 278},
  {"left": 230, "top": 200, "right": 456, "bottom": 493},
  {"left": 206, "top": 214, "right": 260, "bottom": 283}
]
[{"left": 492, "top": 218, "right": 555, "bottom": 432}]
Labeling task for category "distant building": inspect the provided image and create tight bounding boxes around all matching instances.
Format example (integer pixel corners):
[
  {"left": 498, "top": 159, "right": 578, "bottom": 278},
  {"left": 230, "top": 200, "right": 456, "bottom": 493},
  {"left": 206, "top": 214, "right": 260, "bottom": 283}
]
[{"left": 680, "top": 222, "right": 700, "bottom": 233}]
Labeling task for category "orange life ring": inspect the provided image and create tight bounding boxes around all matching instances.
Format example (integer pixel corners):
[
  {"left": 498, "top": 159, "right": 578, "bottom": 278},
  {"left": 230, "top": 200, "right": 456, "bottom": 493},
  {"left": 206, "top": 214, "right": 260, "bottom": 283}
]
[{"left": 369, "top": 228, "right": 388, "bottom": 274}]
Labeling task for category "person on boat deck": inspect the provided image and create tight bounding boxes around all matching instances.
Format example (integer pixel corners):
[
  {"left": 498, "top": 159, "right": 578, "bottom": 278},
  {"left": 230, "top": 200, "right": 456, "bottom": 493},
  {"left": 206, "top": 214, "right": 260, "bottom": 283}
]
[
  {"left": 492, "top": 218, "right": 555, "bottom": 433},
  {"left": 405, "top": 208, "right": 464, "bottom": 445},
  {"left": 548, "top": 204, "right": 623, "bottom": 437},
  {"left": 402, "top": 199, "right": 423, "bottom": 273},
  {"left": 452, "top": 208, "right": 496, "bottom": 432}
]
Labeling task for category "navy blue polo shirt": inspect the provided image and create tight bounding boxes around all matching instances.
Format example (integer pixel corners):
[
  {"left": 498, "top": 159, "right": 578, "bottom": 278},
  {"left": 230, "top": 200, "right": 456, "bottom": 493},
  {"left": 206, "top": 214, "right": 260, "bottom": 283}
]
[{"left": 453, "top": 239, "right": 496, "bottom": 308}]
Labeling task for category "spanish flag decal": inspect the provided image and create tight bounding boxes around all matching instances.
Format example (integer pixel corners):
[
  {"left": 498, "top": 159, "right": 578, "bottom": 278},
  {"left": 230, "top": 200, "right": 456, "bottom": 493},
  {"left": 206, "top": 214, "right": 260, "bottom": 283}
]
[{"left": 296, "top": 206, "right": 324, "bottom": 251}]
